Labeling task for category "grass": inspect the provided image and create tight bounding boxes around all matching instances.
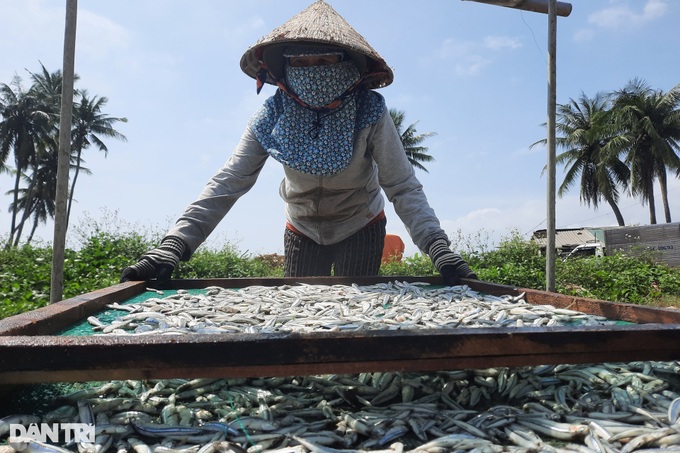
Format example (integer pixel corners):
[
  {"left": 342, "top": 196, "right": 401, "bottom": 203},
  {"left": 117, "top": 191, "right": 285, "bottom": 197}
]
[{"left": 2, "top": 214, "right": 680, "bottom": 319}]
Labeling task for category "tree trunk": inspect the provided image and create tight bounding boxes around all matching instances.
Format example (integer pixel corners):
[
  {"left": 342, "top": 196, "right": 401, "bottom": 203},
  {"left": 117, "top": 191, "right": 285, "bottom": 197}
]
[
  {"left": 648, "top": 180, "right": 657, "bottom": 224},
  {"left": 26, "top": 218, "right": 38, "bottom": 245},
  {"left": 12, "top": 181, "right": 38, "bottom": 247},
  {"left": 12, "top": 216, "right": 26, "bottom": 247},
  {"left": 659, "top": 171, "right": 672, "bottom": 223},
  {"left": 6, "top": 171, "right": 21, "bottom": 248},
  {"left": 605, "top": 196, "right": 626, "bottom": 226},
  {"left": 66, "top": 149, "right": 82, "bottom": 227}
]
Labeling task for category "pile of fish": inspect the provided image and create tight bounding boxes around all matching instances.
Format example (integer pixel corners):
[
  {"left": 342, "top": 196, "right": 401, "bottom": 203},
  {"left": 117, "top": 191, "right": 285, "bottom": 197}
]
[
  {"left": 1, "top": 281, "right": 680, "bottom": 453},
  {"left": 89, "top": 281, "right": 618, "bottom": 335}
]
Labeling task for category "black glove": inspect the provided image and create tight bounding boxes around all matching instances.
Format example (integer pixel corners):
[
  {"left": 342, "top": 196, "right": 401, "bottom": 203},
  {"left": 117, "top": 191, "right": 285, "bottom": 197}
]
[
  {"left": 120, "top": 236, "right": 186, "bottom": 282},
  {"left": 427, "top": 238, "right": 478, "bottom": 286}
]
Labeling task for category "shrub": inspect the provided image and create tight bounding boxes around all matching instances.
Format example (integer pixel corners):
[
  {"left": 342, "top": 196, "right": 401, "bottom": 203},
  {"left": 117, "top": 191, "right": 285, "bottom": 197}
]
[
  {"left": 3, "top": 222, "right": 680, "bottom": 321},
  {"left": 379, "top": 253, "right": 437, "bottom": 277},
  {"left": 557, "top": 251, "right": 680, "bottom": 304},
  {"left": 64, "top": 230, "right": 153, "bottom": 295},
  {"left": 471, "top": 230, "right": 546, "bottom": 289},
  {"left": 175, "top": 244, "right": 279, "bottom": 279},
  {"left": 0, "top": 243, "right": 53, "bottom": 318}
]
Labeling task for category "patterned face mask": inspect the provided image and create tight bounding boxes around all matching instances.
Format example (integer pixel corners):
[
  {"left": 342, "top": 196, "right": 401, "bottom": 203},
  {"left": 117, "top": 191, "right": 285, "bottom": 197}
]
[
  {"left": 249, "top": 58, "right": 386, "bottom": 177},
  {"left": 249, "top": 89, "right": 385, "bottom": 176},
  {"left": 285, "top": 61, "right": 360, "bottom": 109}
]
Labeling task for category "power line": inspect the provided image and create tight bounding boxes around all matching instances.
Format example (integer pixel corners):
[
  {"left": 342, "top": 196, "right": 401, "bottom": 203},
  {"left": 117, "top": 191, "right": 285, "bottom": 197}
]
[{"left": 520, "top": 11, "right": 547, "bottom": 65}]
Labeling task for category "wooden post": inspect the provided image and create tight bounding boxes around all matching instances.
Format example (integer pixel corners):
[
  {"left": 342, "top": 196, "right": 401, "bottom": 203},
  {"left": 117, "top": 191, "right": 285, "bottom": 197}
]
[
  {"left": 50, "top": 0, "right": 78, "bottom": 304},
  {"left": 545, "top": 0, "right": 557, "bottom": 292},
  {"left": 463, "top": 0, "right": 571, "bottom": 17}
]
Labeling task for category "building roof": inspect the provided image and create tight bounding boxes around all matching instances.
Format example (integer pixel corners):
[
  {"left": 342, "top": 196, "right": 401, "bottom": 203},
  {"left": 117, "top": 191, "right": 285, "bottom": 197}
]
[{"left": 532, "top": 228, "right": 598, "bottom": 249}]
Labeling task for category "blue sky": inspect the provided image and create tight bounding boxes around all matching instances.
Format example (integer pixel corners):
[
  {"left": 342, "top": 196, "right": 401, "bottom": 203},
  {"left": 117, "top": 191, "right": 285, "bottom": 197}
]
[{"left": 1, "top": 0, "right": 679, "bottom": 257}]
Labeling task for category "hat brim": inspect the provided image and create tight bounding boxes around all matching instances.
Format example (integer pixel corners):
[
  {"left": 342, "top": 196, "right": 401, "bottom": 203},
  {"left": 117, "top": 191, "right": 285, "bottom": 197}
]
[{"left": 239, "top": 2, "right": 393, "bottom": 90}]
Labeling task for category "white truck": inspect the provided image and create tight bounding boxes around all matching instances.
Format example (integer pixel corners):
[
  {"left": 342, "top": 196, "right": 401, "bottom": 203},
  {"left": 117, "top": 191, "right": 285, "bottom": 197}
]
[{"left": 563, "top": 242, "right": 605, "bottom": 260}]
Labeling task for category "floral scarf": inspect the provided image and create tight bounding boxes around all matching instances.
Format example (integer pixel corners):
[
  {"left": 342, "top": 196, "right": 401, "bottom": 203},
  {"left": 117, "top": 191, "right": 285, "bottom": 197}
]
[{"left": 249, "top": 61, "right": 386, "bottom": 176}]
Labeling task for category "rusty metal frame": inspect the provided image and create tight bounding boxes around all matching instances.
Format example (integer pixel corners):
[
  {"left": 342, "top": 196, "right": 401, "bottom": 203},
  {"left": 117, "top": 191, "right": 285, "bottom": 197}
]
[{"left": 1, "top": 277, "right": 679, "bottom": 385}]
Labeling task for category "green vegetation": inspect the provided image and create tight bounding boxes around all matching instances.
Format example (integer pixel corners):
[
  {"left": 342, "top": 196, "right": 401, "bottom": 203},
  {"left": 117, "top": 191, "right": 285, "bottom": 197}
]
[
  {"left": 3, "top": 224, "right": 680, "bottom": 320},
  {"left": 389, "top": 108, "right": 436, "bottom": 173}
]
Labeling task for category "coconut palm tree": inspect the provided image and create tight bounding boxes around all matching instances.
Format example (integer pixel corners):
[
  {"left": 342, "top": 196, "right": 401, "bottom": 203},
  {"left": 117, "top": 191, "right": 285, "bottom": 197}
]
[
  {"left": 29, "top": 63, "right": 69, "bottom": 108},
  {"left": 68, "top": 90, "right": 127, "bottom": 224},
  {"left": 534, "top": 92, "right": 630, "bottom": 226},
  {"left": 1, "top": 64, "right": 126, "bottom": 245},
  {"left": 611, "top": 79, "right": 680, "bottom": 224},
  {"left": 0, "top": 76, "right": 53, "bottom": 247},
  {"left": 8, "top": 139, "right": 87, "bottom": 246},
  {"left": 389, "top": 108, "right": 436, "bottom": 172},
  {"left": 9, "top": 65, "right": 64, "bottom": 245},
  {"left": 8, "top": 161, "right": 57, "bottom": 246}
]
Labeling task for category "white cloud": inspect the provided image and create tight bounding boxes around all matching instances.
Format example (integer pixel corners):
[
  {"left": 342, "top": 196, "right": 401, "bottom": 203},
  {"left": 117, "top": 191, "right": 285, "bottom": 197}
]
[
  {"left": 512, "top": 145, "right": 543, "bottom": 158},
  {"left": 0, "top": 1, "right": 62, "bottom": 42},
  {"left": 588, "top": 0, "right": 667, "bottom": 28},
  {"left": 573, "top": 28, "right": 595, "bottom": 43},
  {"left": 437, "top": 38, "right": 475, "bottom": 59},
  {"left": 484, "top": 36, "right": 522, "bottom": 51},
  {"left": 77, "top": 9, "right": 131, "bottom": 60},
  {"left": 429, "top": 36, "right": 522, "bottom": 76},
  {"left": 429, "top": 38, "right": 491, "bottom": 76},
  {"left": 440, "top": 202, "right": 546, "bottom": 251},
  {"left": 454, "top": 57, "right": 491, "bottom": 77}
]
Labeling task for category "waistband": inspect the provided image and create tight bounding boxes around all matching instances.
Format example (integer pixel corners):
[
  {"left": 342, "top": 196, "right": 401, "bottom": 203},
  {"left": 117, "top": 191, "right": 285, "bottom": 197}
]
[{"left": 286, "top": 210, "right": 386, "bottom": 238}]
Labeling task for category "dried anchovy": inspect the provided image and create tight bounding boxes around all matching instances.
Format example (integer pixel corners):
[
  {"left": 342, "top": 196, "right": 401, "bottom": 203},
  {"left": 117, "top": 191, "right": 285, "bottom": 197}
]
[
  {"left": 4, "top": 282, "right": 679, "bottom": 452},
  {"left": 94, "top": 282, "right": 615, "bottom": 336}
]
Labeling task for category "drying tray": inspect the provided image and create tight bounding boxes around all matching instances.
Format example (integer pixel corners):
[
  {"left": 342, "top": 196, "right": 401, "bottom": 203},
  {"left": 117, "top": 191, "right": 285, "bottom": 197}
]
[{"left": 0, "top": 276, "right": 679, "bottom": 385}]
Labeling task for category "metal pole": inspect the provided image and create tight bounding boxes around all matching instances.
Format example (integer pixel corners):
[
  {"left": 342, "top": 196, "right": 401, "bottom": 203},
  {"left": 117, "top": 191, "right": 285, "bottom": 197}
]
[
  {"left": 50, "top": 0, "right": 78, "bottom": 304},
  {"left": 546, "top": 0, "right": 557, "bottom": 291}
]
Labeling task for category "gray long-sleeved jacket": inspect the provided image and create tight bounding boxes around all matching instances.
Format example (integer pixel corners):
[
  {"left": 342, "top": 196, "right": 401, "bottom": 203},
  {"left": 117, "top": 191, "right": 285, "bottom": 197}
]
[{"left": 166, "top": 107, "right": 448, "bottom": 259}]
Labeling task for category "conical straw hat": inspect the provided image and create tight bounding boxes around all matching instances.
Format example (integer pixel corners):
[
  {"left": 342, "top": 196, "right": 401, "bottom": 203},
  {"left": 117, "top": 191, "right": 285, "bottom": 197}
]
[{"left": 240, "top": 0, "right": 393, "bottom": 90}]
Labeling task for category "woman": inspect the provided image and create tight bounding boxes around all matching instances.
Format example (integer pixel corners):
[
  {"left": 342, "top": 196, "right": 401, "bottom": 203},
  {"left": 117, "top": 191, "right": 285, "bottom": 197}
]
[{"left": 121, "top": 1, "right": 477, "bottom": 285}]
